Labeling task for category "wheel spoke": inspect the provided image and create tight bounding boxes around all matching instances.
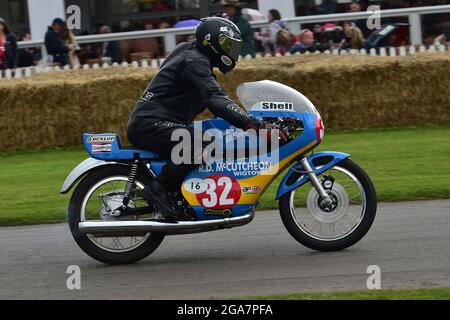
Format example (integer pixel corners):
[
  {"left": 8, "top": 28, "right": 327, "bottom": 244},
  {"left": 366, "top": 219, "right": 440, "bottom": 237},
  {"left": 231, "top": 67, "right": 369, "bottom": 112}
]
[
  {"left": 290, "top": 165, "right": 367, "bottom": 241},
  {"left": 81, "top": 176, "right": 151, "bottom": 253},
  {"left": 112, "top": 237, "right": 124, "bottom": 249}
]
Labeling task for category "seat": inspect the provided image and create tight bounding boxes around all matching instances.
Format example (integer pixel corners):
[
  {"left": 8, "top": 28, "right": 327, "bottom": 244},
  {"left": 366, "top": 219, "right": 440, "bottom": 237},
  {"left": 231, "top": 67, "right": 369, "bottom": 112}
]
[{"left": 83, "top": 133, "right": 160, "bottom": 161}]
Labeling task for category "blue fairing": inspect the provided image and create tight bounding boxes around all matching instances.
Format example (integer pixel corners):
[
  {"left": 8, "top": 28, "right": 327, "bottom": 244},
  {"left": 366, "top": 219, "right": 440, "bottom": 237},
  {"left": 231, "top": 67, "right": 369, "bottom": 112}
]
[
  {"left": 275, "top": 151, "right": 350, "bottom": 200},
  {"left": 81, "top": 111, "right": 315, "bottom": 166},
  {"left": 186, "top": 112, "right": 319, "bottom": 181}
]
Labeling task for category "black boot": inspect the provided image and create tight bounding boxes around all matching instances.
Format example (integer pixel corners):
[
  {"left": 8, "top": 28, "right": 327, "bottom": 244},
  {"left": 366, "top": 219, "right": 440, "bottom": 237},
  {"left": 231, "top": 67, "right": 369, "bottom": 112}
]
[{"left": 142, "top": 179, "right": 181, "bottom": 221}]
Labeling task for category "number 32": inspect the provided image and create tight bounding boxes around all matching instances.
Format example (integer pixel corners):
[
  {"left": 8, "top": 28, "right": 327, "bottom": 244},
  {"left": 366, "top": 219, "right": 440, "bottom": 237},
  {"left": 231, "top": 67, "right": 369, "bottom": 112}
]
[{"left": 202, "top": 177, "right": 234, "bottom": 208}]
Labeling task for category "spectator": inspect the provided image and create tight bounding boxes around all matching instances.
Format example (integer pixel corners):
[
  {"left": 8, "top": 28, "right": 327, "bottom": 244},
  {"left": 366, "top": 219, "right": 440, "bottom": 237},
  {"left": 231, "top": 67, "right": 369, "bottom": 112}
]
[
  {"left": 18, "top": 33, "right": 40, "bottom": 68},
  {"left": 275, "top": 26, "right": 295, "bottom": 55},
  {"left": 320, "top": 23, "right": 345, "bottom": 47},
  {"left": 349, "top": 1, "right": 362, "bottom": 13},
  {"left": 347, "top": 1, "right": 370, "bottom": 37},
  {"left": 59, "top": 24, "right": 80, "bottom": 67},
  {"left": 0, "top": 17, "right": 18, "bottom": 70},
  {"left": 255, "top": 9, "right": 293, "bottom": 55},
  {"left": 312, "top": 24, "right": 326, "bottom": 44},
  {"left": 434, "top": 23, "right": 450, "bottom": 45},
  {"left": 99, "top": 25, "right": 123, "bottom": 63},
  {"left": 221, "top": 0, "right": 256, "bottom": 58},
  {"left": 158, "top": 20, "right": 171, "bottom": 29},
  {"left": 289, "top": 29, "right": 316, "bottom": 54},
  {"left": 339, "top": 24, "right": 364, "bottom": 50},
  {"left": 44, "top": 18, "right": 70, "bottom": 66}
]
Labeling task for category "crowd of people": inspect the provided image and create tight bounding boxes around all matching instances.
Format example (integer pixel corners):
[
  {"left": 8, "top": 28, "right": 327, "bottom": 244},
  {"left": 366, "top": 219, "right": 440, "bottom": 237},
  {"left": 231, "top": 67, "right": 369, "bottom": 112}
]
[
  {"left": 0, "top": 0, "right": 449, "bottom": 71},
  {"left": 254, "top": 1, "right": 449, "bottom": 56},
  {"left": 0, "top": 16, "right": 124, "bottom": 71},
  {"left": 0, "top": 17, "right": 18, "bottom": 70}
]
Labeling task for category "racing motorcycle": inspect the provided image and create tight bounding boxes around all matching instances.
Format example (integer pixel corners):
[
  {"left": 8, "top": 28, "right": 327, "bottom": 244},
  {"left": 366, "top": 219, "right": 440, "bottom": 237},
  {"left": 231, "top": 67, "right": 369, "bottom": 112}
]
[{"left": 61, "top": 80, "right": 377, "bottom": 265}]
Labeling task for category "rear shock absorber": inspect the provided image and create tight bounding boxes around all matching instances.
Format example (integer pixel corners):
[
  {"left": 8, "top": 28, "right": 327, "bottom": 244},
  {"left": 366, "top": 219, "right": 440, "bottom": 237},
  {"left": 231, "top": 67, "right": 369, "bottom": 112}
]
[{"left": 122, "top": 159, "right": 139, "bottom": 210}]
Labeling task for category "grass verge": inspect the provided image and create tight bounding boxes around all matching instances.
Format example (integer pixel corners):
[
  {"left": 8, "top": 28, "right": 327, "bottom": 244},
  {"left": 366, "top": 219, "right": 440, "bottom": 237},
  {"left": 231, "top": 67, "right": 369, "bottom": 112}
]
[
  {"left": 235, "top": 288, "right": 450, "bottom": 300},
  {"left": 1, "top": 125, "right": 449, "bottom": 225}
]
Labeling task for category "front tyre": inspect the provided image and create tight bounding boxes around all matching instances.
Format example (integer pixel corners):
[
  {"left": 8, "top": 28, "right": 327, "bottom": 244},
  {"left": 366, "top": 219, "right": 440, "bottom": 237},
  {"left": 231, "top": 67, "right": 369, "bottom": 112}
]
[
  {"left": 68, "top": 165, "right": 165, "bottom": 265},
  {"left": 279, "top": 158, "right": 377, "bottom": 251}
]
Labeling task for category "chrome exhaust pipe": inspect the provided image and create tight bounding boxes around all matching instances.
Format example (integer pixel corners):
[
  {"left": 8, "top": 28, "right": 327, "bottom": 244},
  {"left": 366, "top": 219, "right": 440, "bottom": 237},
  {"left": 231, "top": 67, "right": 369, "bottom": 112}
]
[{"left": 78, "top": 212, "right": 255, "bottom": 236}]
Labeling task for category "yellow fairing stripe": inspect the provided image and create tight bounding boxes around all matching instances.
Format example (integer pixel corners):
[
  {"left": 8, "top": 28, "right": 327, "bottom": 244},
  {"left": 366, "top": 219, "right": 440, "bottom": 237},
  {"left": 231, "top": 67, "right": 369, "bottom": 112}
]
[{"left": 182, "top": 141, "right": 317, "bottom": 206}]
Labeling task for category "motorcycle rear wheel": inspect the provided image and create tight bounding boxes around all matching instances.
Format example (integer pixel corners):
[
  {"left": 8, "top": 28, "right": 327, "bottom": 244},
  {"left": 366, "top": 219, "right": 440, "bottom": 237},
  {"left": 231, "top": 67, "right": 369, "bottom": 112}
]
[
  {"left": 68, "top": 165, "right": 165, "bottom": 265},
  {"left": 279, "top": 158, "right": 377, "bottom": 251}
]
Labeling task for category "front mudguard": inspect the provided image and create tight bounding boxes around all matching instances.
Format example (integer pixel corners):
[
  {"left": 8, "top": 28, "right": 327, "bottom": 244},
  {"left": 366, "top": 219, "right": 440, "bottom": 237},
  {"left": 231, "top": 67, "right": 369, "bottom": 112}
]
[{"left": 275, "top": 152, "right": 350, "bottom": 200}]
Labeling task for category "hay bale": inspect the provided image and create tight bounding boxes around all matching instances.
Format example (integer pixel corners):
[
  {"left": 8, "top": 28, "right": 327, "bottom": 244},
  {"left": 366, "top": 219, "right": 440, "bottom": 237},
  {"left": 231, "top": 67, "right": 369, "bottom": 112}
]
[
  {"left": 0, "top": 52, "right": 449, "bottom": 152},
  {"left": 0, "top": 68, "right": 156, "bottom": 150},
  {"left": 219, "top": 52, "right": 450, "bottom": 129}
]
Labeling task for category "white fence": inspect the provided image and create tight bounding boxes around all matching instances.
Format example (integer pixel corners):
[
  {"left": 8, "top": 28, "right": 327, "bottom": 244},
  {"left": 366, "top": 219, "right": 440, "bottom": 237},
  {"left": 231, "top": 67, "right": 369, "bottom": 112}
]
[{"left": 1, "top": 43, "right": 448, "bottom": 81}]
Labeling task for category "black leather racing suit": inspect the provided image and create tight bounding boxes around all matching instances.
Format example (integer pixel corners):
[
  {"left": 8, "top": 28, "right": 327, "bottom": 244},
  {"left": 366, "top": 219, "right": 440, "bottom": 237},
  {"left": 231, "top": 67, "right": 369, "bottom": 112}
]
[{"left": 127, "top": 42, "right": 257, "bottom": 190}]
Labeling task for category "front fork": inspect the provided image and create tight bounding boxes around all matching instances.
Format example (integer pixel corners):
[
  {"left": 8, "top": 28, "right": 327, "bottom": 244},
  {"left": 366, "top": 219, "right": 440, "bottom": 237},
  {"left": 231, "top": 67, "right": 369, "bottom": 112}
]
[{"left": 299, "top": 158, "right": 334, "bottom": 206}]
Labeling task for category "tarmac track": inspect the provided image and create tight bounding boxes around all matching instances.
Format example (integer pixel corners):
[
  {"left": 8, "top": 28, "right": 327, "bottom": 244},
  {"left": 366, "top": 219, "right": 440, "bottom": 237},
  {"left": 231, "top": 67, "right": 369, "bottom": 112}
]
[{"left": 0, "top": 200, "right": 449, "bottom": 299}]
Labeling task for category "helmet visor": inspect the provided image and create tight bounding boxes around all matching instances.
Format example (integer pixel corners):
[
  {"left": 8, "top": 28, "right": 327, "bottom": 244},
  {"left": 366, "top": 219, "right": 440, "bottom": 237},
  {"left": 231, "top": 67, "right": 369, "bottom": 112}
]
[{"left": 218, "top": 34, "right": 242, "bottom": 61}]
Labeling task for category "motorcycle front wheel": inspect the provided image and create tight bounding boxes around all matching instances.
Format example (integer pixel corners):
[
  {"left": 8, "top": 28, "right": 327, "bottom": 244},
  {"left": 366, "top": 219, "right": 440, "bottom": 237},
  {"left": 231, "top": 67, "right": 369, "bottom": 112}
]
[
  {"left": 68, "top": 165, "right": 165, "bottom": 265},
  {"left": 279, "top": 158, "right": 377, "bottom": 251}
]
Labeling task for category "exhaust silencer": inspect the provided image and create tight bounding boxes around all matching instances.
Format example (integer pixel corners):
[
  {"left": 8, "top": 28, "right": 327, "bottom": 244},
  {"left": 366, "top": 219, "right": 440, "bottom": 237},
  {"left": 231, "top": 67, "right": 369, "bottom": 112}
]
[{"left": 79, "top": 212, "right": 254, "bottom": 236}]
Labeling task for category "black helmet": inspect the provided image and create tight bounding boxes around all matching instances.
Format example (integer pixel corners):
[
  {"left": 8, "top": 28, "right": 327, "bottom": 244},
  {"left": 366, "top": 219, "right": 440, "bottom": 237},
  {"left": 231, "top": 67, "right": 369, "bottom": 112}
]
[{"left": 195, "top": 17, "right": 242, "bottom": 74}]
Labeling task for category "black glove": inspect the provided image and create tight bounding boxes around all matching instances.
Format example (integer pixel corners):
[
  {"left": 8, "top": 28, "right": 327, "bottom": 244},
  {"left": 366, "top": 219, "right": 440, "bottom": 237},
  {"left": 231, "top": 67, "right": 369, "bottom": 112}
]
[
  {"left": 245, "top": 120, "right": 289, "bottom": 145},
  {"left": 244, "top": 116, "right": 263, "bottom": 131}
]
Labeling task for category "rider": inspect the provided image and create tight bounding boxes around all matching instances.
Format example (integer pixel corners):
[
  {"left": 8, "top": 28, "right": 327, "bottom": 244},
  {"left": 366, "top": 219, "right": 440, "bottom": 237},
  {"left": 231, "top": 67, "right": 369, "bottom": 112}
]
[{"left": 127, "top": 17, "right": 262, "bottom": 220}]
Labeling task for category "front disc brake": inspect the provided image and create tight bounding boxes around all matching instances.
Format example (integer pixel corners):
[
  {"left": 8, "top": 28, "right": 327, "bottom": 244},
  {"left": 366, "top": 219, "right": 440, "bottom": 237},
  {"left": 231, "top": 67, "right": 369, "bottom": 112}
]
[{"left": 306, "top": 182, "right": 350, "bottom": 224}]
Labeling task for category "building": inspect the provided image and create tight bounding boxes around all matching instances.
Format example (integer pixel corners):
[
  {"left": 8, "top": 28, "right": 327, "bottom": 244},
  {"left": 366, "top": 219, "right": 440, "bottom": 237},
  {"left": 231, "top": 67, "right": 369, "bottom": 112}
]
[
  {"left": 1, "top": 0, "right": 448, "bottom": 41},
  {"left": 0, "top": 0, "right": 298, "bottom": 40}
]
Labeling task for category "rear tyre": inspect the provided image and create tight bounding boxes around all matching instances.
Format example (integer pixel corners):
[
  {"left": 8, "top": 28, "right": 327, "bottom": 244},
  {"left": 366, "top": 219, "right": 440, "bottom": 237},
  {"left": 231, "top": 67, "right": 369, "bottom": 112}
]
[
  {"left": 68, "top": 165, "right": 165, "bottom": 265},
  {"left": 279, "top": 158, "right": 377, "bottom": 251}
]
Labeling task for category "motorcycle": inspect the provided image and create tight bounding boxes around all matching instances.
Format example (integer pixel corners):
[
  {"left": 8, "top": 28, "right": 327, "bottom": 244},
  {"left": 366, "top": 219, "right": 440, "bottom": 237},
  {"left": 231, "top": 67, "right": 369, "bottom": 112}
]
[{"left": 61, "top": 80, "right": 377, "bottom": 265}]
